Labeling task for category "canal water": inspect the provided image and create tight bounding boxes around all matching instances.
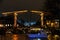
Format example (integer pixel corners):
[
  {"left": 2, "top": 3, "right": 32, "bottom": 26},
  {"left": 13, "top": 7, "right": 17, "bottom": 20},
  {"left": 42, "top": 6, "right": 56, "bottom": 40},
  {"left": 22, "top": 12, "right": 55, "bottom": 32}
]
[
  {"left": 0, "top": 34, "right": 28, "bottom": 40},
  {"left": 0, "top": 33, "right": 48, "bottom": 40},
  {"left": 0, "top": 34, "right": 59, "bottom": 40}
]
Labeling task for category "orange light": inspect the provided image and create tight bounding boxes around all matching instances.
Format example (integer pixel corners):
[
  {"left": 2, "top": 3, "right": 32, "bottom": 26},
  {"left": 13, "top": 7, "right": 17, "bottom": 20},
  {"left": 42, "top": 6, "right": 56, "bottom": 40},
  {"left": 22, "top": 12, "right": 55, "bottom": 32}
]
[
  {"left": 0, "top": 24, "right": 3, "bottom": 27},
  {"left": 12, "top": 34, "right": 18, "bottom": 40},
  {"left": 31, "top": 28, "right": 41, "bottom": 31},
  {"left": 51, "top": 22, "right": 54, "bottom": 27}
]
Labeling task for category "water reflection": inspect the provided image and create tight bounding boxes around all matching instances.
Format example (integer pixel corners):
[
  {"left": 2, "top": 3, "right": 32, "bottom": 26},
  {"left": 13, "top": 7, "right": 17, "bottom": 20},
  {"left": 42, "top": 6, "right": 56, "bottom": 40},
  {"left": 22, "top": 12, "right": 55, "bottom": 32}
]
[
  {"left": 0, "top": 34, "right": 27, "bottom": 40},
  {"left": 12, "top": 34, "right": 18, "bottom": 40},
  {"left": 0, "top": 34, "right": 60, "bottom": 40}
]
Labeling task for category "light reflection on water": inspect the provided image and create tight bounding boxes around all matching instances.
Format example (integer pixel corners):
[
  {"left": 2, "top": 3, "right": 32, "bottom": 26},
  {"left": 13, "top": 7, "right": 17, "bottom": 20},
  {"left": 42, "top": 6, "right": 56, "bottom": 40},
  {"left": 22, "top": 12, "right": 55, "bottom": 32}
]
[
  {"left": 0, "top": 34, "right": 59, "bottom": 40},
  {"left": 0, "top": 34, "right": 27, "bottom": 40},
  {"left": 0, "top": 34, "right": 48, "bottom": 40},
  {"left": 12, "top": 34, "right": 18, "bottom": 40}
]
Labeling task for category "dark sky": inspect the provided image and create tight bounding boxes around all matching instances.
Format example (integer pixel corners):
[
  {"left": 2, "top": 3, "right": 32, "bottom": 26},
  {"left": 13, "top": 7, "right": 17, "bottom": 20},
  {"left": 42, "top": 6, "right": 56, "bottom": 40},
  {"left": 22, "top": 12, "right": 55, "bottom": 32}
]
[{"left": 0, "top": 0, "right": 46, "bottom": 12}]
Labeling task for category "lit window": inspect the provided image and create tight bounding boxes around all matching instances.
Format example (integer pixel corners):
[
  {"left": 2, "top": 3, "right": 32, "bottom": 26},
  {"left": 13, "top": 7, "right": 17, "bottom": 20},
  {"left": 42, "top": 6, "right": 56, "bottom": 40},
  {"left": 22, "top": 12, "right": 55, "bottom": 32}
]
[
  {"left": 7, "top": 24, "right": 9, "bottom": 26},
  {"left": 5, "top": 24, "right": 7, "bottom": 26},
  {"left": 0, "top": 24, "right": 3, "bottom": 27}
]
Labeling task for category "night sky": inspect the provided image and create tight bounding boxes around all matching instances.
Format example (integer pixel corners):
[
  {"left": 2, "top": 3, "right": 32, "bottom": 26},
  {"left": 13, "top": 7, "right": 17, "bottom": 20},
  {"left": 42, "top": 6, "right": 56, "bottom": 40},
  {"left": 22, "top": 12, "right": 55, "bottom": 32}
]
[{"left": 0, "top": 0, "right": 46, "bottom": 12}]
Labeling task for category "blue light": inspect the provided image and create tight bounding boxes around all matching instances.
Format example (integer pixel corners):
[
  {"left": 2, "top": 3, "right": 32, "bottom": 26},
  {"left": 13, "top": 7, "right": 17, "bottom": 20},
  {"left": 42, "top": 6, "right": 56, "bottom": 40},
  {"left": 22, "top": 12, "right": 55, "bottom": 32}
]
[
  {"left": 28, "top": 33, "right": 47, "bottom": 38},
  {"left": 24, "top": 22, "right": 36, "bottom": 26},
  {"left": 24, "top": 22, "right": 30, "bottom": 26},
  {"left": 31, "top": 22, "right": 36, "bottom": 25},
  {"left": 28, "top": 31, "right": 47, "bottom": 38}
]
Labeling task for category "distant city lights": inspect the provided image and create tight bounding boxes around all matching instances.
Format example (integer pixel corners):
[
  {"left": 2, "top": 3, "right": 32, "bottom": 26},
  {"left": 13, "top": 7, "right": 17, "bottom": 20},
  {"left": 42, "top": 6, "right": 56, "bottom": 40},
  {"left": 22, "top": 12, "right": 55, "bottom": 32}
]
[
  {"left": 24, "top": 22, "right": 36, "bottom": 26},
  {"left": 0, "top": 24, "right": 3, "bottom": 27}
]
